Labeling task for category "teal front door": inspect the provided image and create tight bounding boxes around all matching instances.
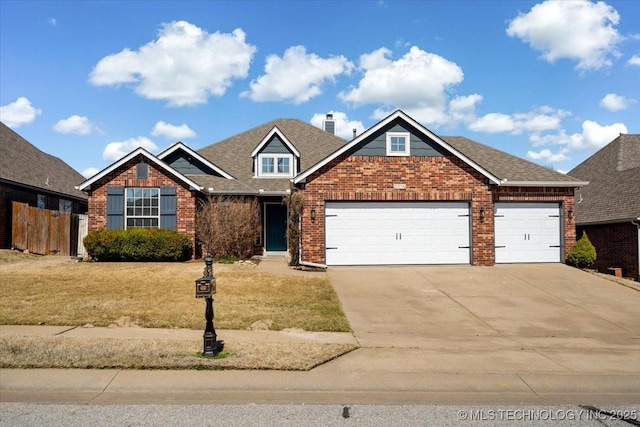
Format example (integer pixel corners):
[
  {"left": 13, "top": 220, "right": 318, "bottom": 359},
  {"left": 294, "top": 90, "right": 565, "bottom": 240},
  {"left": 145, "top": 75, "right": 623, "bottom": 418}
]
[{"left": 265, "top": 203, "right": 287, "bottom": 251}]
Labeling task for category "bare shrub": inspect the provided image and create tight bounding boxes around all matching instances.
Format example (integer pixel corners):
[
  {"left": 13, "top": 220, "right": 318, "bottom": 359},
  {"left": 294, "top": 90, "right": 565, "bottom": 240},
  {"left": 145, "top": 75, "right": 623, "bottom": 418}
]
[
  {"left": 285, "top": 191, "right": 304, "bottom": 266},
  {"left": 196, "top": 196, "right": 261, "bottom": 259}
]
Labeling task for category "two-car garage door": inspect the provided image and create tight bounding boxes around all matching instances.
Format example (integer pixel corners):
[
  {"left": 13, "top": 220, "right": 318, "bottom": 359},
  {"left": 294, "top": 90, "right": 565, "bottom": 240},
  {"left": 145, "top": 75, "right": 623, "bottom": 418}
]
[
  {"left": 324, "top": 201, "right": 562, "bottom": 266},
  {"left": 325, "top": 202, "right": 471, "bottom": 266}
]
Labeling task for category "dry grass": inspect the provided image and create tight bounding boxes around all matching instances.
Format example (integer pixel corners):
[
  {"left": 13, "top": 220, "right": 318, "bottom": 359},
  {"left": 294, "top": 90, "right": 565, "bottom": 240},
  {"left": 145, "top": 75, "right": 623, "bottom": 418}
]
[
  {"left": 0, "top": 335, "right": 356, "bottom": 371},
  {"left": 0, "top": 251, "right": 350, "bottom": 332}
]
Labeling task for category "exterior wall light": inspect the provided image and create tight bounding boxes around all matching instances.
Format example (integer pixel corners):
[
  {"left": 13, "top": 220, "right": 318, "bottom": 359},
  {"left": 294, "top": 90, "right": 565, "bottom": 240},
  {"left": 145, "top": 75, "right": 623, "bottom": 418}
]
[
  {"left": 310, "top": 208, "right": 316, "bottom": 221},
  {"left": 568, "top": 209, "right": 574, "bottom": 222},
  {"left": 479, "top": 208, "right": 485, "bottom": 221}
]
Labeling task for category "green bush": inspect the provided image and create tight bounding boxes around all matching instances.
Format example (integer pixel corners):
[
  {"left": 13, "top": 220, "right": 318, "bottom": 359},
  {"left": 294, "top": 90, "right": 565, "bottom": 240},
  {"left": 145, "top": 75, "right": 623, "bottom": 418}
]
[
  {"left": 84, "top": 229, "right": 192, "bottom": 262},
  {"left": 566, "top": 232, "right": 597, "bottom": 268}
]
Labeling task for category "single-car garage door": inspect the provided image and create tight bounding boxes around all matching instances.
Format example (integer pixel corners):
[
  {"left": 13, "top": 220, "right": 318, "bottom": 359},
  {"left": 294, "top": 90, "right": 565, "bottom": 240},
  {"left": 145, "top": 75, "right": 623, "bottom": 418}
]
[
  {"left": 325, "top": 202, "right": 471, "bottom": 266},
  {"left": 494, "top": 202, "right": 561, "bottom": 263}
]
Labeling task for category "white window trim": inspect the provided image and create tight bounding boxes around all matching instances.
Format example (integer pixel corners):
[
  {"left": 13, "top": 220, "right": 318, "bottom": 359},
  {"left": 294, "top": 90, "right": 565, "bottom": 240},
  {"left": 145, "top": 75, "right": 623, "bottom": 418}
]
[
  {"left": 256, "top": 153, "right": 295, "bottom": 178},
  {"left": 386, "top": 132, "right": 410, "bottom": 156},
  {"left": 125, "top": 187, "right": 160, "bottom": 229}
]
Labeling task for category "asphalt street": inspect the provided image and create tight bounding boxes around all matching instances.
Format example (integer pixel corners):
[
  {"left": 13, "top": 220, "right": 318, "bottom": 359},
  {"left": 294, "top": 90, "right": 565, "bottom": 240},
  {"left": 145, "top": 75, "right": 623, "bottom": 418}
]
[{"left": 1, "top": 404, "right": 639, "bottom": 427}]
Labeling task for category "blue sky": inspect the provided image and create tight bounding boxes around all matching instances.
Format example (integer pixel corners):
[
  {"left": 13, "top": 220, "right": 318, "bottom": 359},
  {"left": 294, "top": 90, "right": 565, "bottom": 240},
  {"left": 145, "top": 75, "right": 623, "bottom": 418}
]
[{"left": 1, "top": 0, "right": 638, "bottom": 179}]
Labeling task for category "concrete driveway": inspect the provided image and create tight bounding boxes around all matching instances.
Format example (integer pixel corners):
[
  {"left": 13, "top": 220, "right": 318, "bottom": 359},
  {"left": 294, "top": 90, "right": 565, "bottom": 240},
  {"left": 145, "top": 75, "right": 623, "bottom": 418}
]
[{"left": 324, "top": 264, "right": 640, "bottom": 380}]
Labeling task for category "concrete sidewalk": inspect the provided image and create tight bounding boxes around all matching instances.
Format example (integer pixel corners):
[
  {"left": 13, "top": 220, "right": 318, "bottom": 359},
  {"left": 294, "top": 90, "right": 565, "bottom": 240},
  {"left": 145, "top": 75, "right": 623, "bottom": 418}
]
[
  {"left": 0, "top": 325, "right": 357, "bottom": 345},
  {"left": 2, "top": 368, "right": 638, "bottom": 405},
  {"left": 1, "top": 322, "right": 638, "bottom": 405}
]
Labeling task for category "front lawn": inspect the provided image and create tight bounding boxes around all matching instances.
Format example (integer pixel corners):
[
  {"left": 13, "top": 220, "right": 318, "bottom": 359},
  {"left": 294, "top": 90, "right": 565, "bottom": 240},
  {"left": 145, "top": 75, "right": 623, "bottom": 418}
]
[{"left": 0, "top": 252, "right": 350, "bottom": 332}]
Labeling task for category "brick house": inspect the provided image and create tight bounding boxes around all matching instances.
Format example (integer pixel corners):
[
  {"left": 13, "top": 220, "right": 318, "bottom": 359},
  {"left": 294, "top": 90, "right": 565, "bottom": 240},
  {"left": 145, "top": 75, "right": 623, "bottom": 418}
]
[
  {"left": 294, "top": 110, "right": 586, "bottom": 266},
  {"left": 77, "top": 118, "right": 347, "bottom": 255},
  {"left": 0, "top": 122, "right": 88, "bottom": 250},
  {"left": 78, "top": 110, "right": 587, "bottom": 266},
  {"left": 568, "top": 134, "right": 640, "bottom": 281}
]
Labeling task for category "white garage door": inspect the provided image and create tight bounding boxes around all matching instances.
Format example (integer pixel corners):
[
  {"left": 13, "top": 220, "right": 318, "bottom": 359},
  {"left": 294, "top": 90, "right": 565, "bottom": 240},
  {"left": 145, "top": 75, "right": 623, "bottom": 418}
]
[
  {"left": 325, "top": 202, "right": 471, "bottom": 266},
  {"left": 494, "top": 203, "right": 561, "bottom": 263}
]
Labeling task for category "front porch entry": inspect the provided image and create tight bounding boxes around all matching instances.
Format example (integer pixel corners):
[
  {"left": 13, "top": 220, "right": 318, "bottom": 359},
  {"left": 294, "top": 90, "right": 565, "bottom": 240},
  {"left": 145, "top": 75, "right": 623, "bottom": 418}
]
[{"left": 264, "top": 202, "right": 287, "bottom": 252}]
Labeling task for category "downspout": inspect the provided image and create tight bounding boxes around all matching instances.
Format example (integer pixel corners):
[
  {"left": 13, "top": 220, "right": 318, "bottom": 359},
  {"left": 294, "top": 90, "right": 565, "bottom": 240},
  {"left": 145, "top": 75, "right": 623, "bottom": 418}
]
[
  {"left": 297, "top": 205, "right": 328, "bottom": 269},
  {"left": 633, "top": 219, "right": 640, "bottom": 282},
  {"left": 290, "top": 179, "right": 328, "bottom": 269}
]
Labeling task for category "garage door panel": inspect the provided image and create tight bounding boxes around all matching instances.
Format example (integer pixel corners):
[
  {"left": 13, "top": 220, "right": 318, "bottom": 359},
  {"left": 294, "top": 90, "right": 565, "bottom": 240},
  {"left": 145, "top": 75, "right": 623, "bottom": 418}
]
[
  {"left": 494, "top": 203, "right": 561, "bottom": 263},
  {"left": 325, "top": 202, "right": 470, "bottom": 266}
]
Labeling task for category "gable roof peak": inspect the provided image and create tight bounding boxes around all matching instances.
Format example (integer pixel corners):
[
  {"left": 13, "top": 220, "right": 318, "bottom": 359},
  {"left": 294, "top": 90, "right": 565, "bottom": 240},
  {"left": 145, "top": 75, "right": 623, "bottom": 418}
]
[
  {"left": 157, "top": 141, "right": 235, "bottom": 179},
  {"left": 250, "top": 125, "right": 301, "bottom": 157},
  {"left": 77, "top": 146, "right": 203, "bottom": 192},
  {"left": 294, "top": 109, "right": 502, "bottom": 185}
]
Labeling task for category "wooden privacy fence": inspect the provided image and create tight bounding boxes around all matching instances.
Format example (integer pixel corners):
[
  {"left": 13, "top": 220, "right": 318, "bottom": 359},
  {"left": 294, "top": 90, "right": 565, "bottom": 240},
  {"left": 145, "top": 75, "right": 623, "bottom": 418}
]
[{"left": 11, "top": 201, "right": 79, "bottom": 256}]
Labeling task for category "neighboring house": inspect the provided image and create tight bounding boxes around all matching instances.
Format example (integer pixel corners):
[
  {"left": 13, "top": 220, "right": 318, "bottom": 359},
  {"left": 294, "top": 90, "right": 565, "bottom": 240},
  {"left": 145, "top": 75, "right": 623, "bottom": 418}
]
[
  {"left": 78, "top": 110, "right": 587, "bottom": 266},
  {"left": 0, "top": 122, "right": 88, "bottom": 249},
  {"left": 568, "top": 134, "right": 640, "bottom": 281}
]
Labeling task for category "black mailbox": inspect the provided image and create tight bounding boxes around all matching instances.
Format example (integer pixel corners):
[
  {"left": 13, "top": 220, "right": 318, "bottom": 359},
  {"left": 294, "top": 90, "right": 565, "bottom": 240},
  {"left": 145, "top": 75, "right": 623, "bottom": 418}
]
[
  {"left": 195, "top": 253, "right": 216, "bottom": 298},
  {"left": 195, "top": 275, "right": 216, "bottom": 298}
]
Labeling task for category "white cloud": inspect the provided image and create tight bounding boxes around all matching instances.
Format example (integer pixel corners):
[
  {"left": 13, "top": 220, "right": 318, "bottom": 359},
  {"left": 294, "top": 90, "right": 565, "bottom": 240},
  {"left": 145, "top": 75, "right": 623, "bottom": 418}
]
[
  {"left": 530, "top": 131, "right": 572, "bottom": 147},
  {"left": 53, "top": 115, "right": 96, "bottom": 135},
  {"left": 339, "top": 46, "right": 464, "bottom": 125},
  {"left": 507, "top": 0, "right": 622, "bottom": 71},
  {"left": 469, "top": 113, "right": 515, "bottom": 133},
  {"left": 102, "top": 137, "right": 158, "bottom": 162},
  {"left": 526, "top": 148, "right": 570, "bottom": 163},
  {"left": 81, "top": 167, "right": 100, "bottom": 178},
  {"left": 629, "top": 55, "right": 640, "bottom": 66},
  {"left": 599, "top": 93, "right": 634, "bottom": 111},
  {"left": 0, "top": 97, "right": 42, "bottom": 128},
  {"left": 151, "top": 121, "right": 196, "bottom": 139},
  {"left": 469, "top": 107, "right": 568, "bottom": 134},
  {"left": 89, "top": 21, "right": 256, "bottom": 107},
  {"left": 48, "top": 18, "right": 57, "bottom": 26},
  {"left": 527, "top": 119, "right": 627, "bottom": 165},
  {"left": 243, "top": 46, "right": 353, "bottom": 104},
  {"left": 448, "top": 94, "right": 483, "bottom": 124},
  {"left": 566, "top": 120, "right": 627, "bottom": 152},
  {"left": 310, "top": 111, "right": 365, "bottom": 140}
]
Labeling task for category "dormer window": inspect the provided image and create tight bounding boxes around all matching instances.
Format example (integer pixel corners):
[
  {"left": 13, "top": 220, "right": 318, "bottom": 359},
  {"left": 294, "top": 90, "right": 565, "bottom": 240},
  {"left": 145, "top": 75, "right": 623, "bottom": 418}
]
[
  {"left": 258, "top": 154, "right": 293, "bottom": 177},
  {"left": 386, "top": 132, "right": 410, "bottom": 156},
  {"left": 251, "top": 126, "right": 300, "bottom": 178}
]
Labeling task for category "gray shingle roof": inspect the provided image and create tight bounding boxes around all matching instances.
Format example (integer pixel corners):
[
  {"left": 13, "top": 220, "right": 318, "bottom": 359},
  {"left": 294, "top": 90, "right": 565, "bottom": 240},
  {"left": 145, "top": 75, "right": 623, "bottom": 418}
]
[
  {"left": 293, "top": 110, "right": 585, "bottom": 186},
  {"left": 191, "top": 113, "right": 583, "bottom": 194},
  {"left": 443, "top": 136, "right": 584, "bottom": 184},
  {"left": 196, "top": 118, "right": 347, "bottom": 193},
  {"left": 0, "top": 122, "right": 87, "bottom": 201},
  {"left": 568, "top": 134, "right": 640, "bottom": 224}
]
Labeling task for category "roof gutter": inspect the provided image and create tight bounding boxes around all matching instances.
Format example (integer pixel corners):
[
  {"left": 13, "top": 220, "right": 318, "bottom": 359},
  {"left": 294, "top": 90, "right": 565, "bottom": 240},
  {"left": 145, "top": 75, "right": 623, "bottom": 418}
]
[
  {"left": 0, "top": 178, "right": 88, "bottom": 202},
  {"left": 575, "top": 217, "right": 639, "bottom": 226},
  {"left": 257, "top": 189, "right": 291, "bottom": 196},
  {"left": 498, "top": 180, "right": 589, "bottom": 187},
  {"left": 207, "top": 188, "right": 258, "bottom": 195}
]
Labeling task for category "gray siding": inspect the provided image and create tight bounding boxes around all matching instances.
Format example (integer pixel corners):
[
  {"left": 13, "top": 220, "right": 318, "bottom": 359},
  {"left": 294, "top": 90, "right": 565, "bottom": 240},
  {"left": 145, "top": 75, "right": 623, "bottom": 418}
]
[
  {"left": 258, "top": 135, "right": 294, "bottom": 154},
  {"left": 164, "top": 151, "right": 224, "bottom": 177},
  {"left": 352, "top": 123, "right": 449, "bottom": 157}
]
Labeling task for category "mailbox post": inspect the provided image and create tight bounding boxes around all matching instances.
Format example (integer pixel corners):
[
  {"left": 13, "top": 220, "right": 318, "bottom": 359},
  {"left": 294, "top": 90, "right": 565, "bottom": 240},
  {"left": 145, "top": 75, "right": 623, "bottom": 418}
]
[{"left": 195, "top": 253, "right": 224, "bottom": 357}]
